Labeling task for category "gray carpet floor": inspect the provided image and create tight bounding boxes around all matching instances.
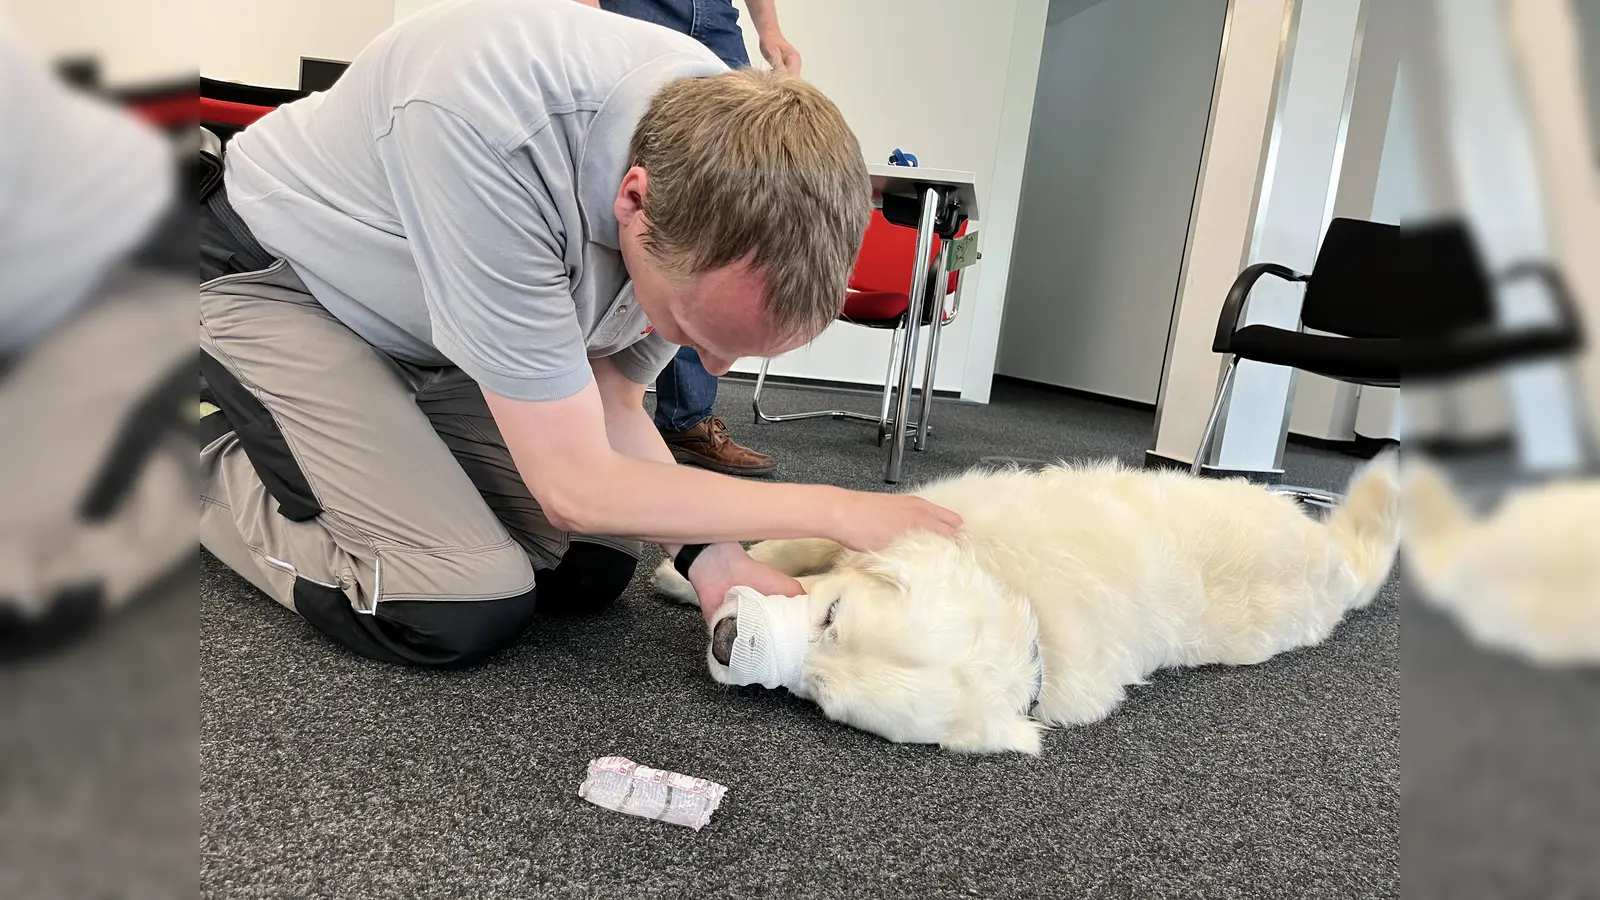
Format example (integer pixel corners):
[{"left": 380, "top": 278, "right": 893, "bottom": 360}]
[{"left": 195, "top": 379, "right": 1401, "bottom": 899}]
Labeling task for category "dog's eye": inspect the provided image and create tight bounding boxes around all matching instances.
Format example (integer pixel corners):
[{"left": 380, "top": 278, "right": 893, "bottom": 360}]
[{"left": 820, "top": 599, "right": 840, "bottom": 629}]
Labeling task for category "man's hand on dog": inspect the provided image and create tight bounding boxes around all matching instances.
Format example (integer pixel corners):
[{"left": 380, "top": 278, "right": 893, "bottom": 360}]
[
  {"left": 690, "top": 543, "right": 803, "bottom": 621},
  {"left": 834, "top": 492, "right": 962, "bottom": 553}
]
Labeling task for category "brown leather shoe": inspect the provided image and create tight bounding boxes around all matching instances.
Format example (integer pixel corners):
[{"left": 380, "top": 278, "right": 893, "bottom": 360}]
[{"left": 660, "top": 416, "right": 777, "bottom": 477}]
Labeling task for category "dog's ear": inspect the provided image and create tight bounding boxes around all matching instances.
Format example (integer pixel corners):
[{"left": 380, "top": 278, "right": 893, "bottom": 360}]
[{"left": 941, "top": 708, "right": 1044, "bottom": 755}]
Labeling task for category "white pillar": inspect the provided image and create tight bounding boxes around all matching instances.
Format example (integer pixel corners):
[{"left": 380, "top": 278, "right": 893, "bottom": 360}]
[
  {"left": 1288, "top": 0, "right": 1403, "bottom": 447},
  {"left": 1150, "top": 0, "right": 1366, "bottom": 476},
  {"left": 1148, "top": 0, "right": 1293, "bottom": 470},
  {"left": 1212, "top": 0, "right": 1364, "bottom": 474},
  {"left": 1505, "top": 0, "right": 1600, "bottom": 458},
  {"left": 1433, "top": 0, "right": 1590, "bottom": 473}
]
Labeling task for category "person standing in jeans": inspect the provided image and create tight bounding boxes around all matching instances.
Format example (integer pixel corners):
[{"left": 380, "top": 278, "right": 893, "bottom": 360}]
[{"left": 599, "top": 0, "right": 802, "bottom": 478}]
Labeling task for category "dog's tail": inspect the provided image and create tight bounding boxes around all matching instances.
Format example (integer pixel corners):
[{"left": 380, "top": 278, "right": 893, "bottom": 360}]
[
  {"left": 1398, "top": 456, "right": 1475, "bottom": 597},
  {"left": 1326, "top": 450, "right": 1402, "bottom": 610}
]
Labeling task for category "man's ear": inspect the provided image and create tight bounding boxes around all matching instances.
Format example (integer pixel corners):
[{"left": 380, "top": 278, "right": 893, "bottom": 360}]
[
  {"left": 941, "top": 708, "right": 1044, "bottom": 755},
  {"left": 613, "top": 165, "right": 649, "bottom": 227}
]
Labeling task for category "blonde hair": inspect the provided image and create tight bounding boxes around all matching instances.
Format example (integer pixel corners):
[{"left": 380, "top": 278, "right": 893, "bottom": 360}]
[{"left": 628, "top": 69, "right": 871, "bottom": 340}]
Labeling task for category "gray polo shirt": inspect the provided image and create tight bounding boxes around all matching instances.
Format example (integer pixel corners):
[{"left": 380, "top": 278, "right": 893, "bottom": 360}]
[{"left": 223, "top": 0, "right": 726, "bottom": 401}]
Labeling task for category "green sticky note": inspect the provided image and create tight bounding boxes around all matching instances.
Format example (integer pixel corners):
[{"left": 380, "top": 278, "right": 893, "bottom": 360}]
[{"left": 946, "top": 231, "right": 980, "bottom": 272}]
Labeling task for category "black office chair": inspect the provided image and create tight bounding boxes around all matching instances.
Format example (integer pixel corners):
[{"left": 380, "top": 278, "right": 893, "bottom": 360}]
[{"left": 1196, "top": 216, "right": 1587, "bottom": 506}]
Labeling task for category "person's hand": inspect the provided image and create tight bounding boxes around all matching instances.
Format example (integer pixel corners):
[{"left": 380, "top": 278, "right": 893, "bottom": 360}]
[
  {"left": 689, "top": 542, "right": 804, "bottom": 622},
  {"left": 758, "top": 31, "right": 802, "bottom": 75},
  {"left": 831, "top": 491, "right": 962, "bottom": 552}
]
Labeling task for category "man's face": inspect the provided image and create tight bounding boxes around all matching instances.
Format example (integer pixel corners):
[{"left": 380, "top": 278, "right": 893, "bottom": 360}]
[{"left": 614, "top": 168, "right": 812, "bottom": 373}]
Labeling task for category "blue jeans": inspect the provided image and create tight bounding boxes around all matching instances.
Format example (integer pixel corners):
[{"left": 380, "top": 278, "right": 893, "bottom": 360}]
[
  {"left": 599, "top": 0, "right": 749, "bottom": 431},
  {"left": 652, "top": 344, "right": 723, "bottom": 431},
  {"left": 597, "top": 0, "right": 751, "bottom": 68}
]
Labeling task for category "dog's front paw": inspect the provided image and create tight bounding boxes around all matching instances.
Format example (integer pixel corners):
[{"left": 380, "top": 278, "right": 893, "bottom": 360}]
[{"left": 651, "top": 559, "right": 701, "bottom": 608}]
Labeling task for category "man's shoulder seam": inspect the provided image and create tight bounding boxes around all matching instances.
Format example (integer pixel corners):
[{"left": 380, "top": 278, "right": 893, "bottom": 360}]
[{"left": 378, "top": 97, "right": 552, "bottom": 162}]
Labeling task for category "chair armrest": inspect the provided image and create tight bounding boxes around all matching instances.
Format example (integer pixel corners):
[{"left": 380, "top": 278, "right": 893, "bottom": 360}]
[
  {"left": 1213, "top": 262, "right": 1308, "bottom": 352},
  {"left": 1502, "top": 261, "right": 1588, "bottom": 349}
]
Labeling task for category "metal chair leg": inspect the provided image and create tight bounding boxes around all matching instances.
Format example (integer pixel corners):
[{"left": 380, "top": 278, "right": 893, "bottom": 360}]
[
  {"left": 877, "top": 325, "right": 904, "bottom": 440},
  {"left": 753, "top": 354, "right": 898, "bottom": 427},
  {"left": 752, "top": 357, "right": 773, "bottom": 424},
  {"left": 1269, "top": 485, "right": 1343, "bottom": 510},
  {"left": 1192, "top": 355, "right": 1240, "bottom": 476},
  {"left": 886, "top": 187, "right": 940, "bottom": 484},
  {"left": 914, "top": 241, "right": 953, "bottom": 452},
  {"left": 913, "top": 319, "right": 943, "bottom": 452}
]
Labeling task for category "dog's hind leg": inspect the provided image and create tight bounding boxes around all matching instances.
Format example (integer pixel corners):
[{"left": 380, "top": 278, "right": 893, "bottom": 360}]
[
  {"left": 1033, "top": 671, "right": 1128, "bottom": 728},
  {"left": 746, "top": 538, "right": 846, "bottom": 578},
  {"left": 650, "top": 559, "right": 701, "bottom": 607}
]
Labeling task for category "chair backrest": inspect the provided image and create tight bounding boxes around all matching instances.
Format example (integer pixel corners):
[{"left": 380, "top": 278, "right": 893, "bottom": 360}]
[
  {"left": 199, "top": 77, "right": 308, "bottom": 141},
  {"left": 1301, "top": 216, "right": 1497, "bottom": 340},
  {"left": 849, "top": 209, "right": 965, "bottom": 296},
  {"left": 1299, "top": 218, "right": 1405, "bottom": 338},
  {"left": 199, "top": 76, "right": 309, "bottom": 107}
]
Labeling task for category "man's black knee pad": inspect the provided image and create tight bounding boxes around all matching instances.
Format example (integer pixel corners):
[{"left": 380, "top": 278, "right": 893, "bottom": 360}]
[
  {"left": 534, "top": 541, "right": 638, "bottom": 616},
  {"left": 292, "top": 579, "right": 539, "bottom": 668}
]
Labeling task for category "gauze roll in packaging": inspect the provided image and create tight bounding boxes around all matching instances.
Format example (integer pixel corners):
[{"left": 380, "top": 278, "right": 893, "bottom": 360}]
[{"left": 721, "top": 586, "right": 812, "bottom": 691}]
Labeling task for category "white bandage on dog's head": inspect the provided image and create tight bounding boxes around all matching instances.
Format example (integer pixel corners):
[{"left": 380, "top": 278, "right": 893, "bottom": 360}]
[{"left": 721, "top": 586, "right": 812, "bottom": 691}]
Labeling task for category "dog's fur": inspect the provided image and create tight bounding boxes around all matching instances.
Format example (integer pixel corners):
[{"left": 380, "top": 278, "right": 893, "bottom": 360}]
[
  {"left": 1402, "top": 458, "right": 1600, "bottom": 665},
  {"left": 655, "top": 455, "right": 1401, "bottom": 754}
]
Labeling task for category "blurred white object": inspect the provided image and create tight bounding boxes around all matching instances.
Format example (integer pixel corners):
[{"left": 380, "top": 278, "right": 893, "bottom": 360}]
[
  {"left": 577, "top": 757, "right": 727, "bottom": 831},
  {"left": 1403, "top": 458, "right": 1600, "bottom": 665},
  {"left": 0, "top": 19, "right": 174, "bottom": 354},
  {"left": 722, "top": 585, "right": 811, "bottom": 690}
]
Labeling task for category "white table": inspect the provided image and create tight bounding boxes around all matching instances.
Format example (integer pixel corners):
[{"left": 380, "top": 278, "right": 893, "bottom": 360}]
[{"left": 865, "top": 164, "right": 980, "bottom": 483}]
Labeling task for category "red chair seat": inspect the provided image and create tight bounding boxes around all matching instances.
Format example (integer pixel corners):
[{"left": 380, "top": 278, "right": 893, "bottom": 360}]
[
  {"left": 841, "top": 290, "right": 910, "bottom": 325},
  {"left": 841, "top": 210, "right": 966, "bottom": 328},
  {"left": 841, "top": 291, "right": 955, "bottom": 328}
]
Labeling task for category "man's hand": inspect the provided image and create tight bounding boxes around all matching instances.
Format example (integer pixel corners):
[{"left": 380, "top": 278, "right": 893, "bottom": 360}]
[
  {"left": 688, "top": 542, "right": 803, "bottom": 621},
  {"left": 832, "top": 492, "right": 962, "bottom": 552},
  {"left": 758, "top": 31, "right": 802, "bottom": 75}
]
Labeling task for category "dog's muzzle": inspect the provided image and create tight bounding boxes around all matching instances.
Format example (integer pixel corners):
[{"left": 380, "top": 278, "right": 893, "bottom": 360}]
[{"left": 712, "top": 586, "right": 811, "bottom": 691}]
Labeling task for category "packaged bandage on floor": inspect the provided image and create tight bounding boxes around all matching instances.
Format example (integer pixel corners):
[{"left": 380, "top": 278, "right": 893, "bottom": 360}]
[{"left": 578, "top": 757, "right": 727, "bottom": 831}]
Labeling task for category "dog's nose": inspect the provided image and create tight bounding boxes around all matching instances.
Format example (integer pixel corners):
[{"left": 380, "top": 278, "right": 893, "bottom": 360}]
[{"left": 711, "top": 616, "right": 738, "bottom": 667}]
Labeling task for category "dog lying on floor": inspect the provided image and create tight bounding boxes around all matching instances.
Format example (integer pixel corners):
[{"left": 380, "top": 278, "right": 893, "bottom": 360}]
[{"left": 655, "top": 455, "right": 1401, "bottom": 754}]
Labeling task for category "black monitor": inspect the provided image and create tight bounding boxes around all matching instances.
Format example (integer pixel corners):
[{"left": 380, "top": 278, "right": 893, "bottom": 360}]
[{"left": 299, "top": 57, "right": 350, "bottom": 93}]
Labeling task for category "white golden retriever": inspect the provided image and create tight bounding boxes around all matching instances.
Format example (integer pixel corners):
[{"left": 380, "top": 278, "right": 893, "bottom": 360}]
[{"left": 655, "top": 455, "right": 1401, "bottom": 754}]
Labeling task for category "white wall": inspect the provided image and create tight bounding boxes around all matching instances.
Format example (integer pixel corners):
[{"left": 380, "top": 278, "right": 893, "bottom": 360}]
[
  {"left": 5, "top": 0, "right": 193, "bottom": 84},
  {"left": 198, "top": 0, "right": 394, "bottom": 88},
  {"left": 395, "top": 0, "right": 443, "bottom": 24},
  {"left": 996, "top": 0, "right": 1227, "bottom": 404},
  {"left": 728, "top": 0, "right": 1048, "bottom": 402},
  {"left": 1585, "top": 0, "right": 1600, "bottom": 151}
]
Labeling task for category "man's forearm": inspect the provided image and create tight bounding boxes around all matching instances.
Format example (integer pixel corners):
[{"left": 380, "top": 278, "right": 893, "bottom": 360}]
[
  {"left": 487, "top": 372, "right": 850, "bottom": 550},
  {"left": 598, "top": 399, "right": 725, "bottom": 556},
  {"left": 571, "top": 450, "right": 844, "bottom": 546},
  {"left": 591, "top": 386, "right": 840, "bottom": 549},
  {"left": 744, "top": 0, "right": 783, "bottom": 37}
]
